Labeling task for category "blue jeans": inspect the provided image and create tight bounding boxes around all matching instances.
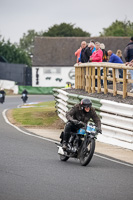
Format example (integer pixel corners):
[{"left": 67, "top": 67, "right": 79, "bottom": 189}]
[{"left": 130, "top": 70, "right": 133, "bottom": 88}]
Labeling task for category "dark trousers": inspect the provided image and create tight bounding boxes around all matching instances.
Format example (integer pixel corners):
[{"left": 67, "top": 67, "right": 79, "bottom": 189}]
[
  {"left": 63, "top": 122, "right": 79, "bottom": 143},
  {"left": 119, "top": 69, "right": 123, "bottom": 78},
  {"left": 95, "top": 69, "right": 103, "bottom": 86}
]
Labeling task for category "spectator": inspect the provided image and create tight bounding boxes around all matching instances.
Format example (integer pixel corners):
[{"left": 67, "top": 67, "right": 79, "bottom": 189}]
[
  {"left": 90, "top": 40, "right": 95, "bottom": 44},
  {"left": 89, "top": 42, "right": 96, "bottom": 53},
  {"left": 89, "top": 42, "right": 103, "bottom": 62},
  {"left": 126, "top": 59, "right": 133, "bottom": 92},
  {"left": 78, "top": 41, "right": 92, "bottom": 63},
  {"left": 100, "top": 43, "right": 108, "bottom": 62},
  {"left": 116, "top": 49, "right": 123, "bottom": 61},
  {"left": 124, "top": 37, "right": 133, "bottom": 62},
  {"left": 90, "top": 42, "right": 103, "bottom": 86},
  {"left": 124, "top": 37, "right": 133, "bottom": 92},
  {"left": 107, "top": 50, "right": 123, "bottom": 79},
  {"left": 75, "top": 46, "right": 82, "bottom": 63}
]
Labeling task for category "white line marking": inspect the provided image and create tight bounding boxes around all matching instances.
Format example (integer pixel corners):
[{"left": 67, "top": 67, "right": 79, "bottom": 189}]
[
  {"left": 94, "top": 154, "right": 133, "bottom": 168},
  {"left": 2, "top": 109, "right": 58, "bottom": 144},
  {"left": 2, "top": 109, "right": 133, "bottom": 168}
]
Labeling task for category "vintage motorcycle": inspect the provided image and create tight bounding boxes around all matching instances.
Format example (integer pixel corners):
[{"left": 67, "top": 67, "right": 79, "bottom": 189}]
[{"left": 56, "top": 123, "right": 102, "bottom": 166}]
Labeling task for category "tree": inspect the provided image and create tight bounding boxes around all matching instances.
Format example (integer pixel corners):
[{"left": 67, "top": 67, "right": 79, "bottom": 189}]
[
  {"left": 0, "top": 38, "right": 31, "bottom": 66},
  {"left": 100, "top": 19, "right": 133, "bottom": 37},
  {"left": 19, "top": 29, "right": 41, "bottom": 54},
  {"left": 43, "top": 23, "right": 91, "bottom": 37}
]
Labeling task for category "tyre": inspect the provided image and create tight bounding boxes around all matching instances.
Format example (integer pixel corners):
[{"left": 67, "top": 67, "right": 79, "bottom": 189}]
[
  {"left": 80, "top": 139, "right": 95, "bottom": 166},
  {"left": 60, "top": 155, "right": 69, "bottom": 162}
]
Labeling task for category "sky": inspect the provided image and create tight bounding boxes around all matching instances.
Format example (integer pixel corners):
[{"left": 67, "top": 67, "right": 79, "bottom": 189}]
[{"left": 0, "top": 0, "right": 133, "bottom": 44}]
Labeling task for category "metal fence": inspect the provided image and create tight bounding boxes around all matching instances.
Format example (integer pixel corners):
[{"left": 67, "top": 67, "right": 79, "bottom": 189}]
[{"left": 0, "top": 62, "right": 32, "bottom": 85}]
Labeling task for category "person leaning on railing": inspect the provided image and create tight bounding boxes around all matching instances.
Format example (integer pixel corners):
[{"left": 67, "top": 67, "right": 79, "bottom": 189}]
[
  {"left": 78, "top": 41, "right": 92, "bottom": 63},
  {"left": 89, "top": 42, "right": 103, "bottom": 86},
  {"left": 107, "top": 50, "right": 123, "bottom": 79}
]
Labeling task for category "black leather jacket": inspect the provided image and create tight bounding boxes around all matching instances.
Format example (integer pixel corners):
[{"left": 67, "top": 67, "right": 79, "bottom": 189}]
[
  {"left": 124, "top": 42, "right": 133, "bottom": 62},
  {"left": 81, "top": 46, "right": 92, "bottom": 63},
  {"left": 66, "top": 104, "right": 101, "bottom": 129}
]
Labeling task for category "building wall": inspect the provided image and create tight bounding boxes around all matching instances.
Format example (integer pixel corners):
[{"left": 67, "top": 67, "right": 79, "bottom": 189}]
[{"left": 32, "top": 66, "right": 75, "bottom": 87}]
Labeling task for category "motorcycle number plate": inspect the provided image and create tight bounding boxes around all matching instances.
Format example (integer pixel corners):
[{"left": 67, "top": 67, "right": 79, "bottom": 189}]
[{"left": 58, "top": 146, "right": 65, "bottom": 155}]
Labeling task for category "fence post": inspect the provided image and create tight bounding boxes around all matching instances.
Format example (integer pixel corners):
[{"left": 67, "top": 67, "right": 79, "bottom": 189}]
[
  {"left": 103, "top": 67, "right": 108, "bottom": 94},
  {"left": 92, "top": 67, "right": 95, "bottom": 93},
  {"left": 81, "top": 67, "right": 85, "bottom": 89},
  {"left": 85, "top": 67, "right": 89, "bottom": 92},
  {"left": 113, "top": 68, "right": 117, "bottom": 96},
  {"left": 75, "top": 67, "right": 78, "bottom": 89},
  {"left": 97, "top": 67, "right": 101, "bottom": 93},
  {"left": 123, "top": 69, "right": 127, "bottom": 98}
]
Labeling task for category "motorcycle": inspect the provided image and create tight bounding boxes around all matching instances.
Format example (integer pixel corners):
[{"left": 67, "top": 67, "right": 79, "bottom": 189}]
[
  {"left": 21, "top": 93, "right": 28, "bottom": 103},
  {"left": 56, "top": 123, "right": 102, "bottom": 166},
  {"left": 0, "top": 93, "right": 4, "bottom": 104}
]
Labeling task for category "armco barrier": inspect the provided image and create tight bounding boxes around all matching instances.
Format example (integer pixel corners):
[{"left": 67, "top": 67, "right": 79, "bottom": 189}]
[
  {"left": 53, "top": 88, "right": 133, "bottom": 150},
  {"left": 19, "top": 86, "right": 61, "bottom": 95}
]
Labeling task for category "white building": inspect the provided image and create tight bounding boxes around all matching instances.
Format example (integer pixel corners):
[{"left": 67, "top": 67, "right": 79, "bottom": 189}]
[{"left": 32, "top": 37, "right": 77, "bottom": 87}]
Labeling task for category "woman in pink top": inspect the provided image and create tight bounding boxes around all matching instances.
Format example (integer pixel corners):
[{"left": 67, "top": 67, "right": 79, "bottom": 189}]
[
  {"left": 90, "top": 42, "right": 103, "bottom": 62},
  {"left": 75, "top": 47, "right": 82, "bottom": 63},
  {"left": 89, "top": 42, "right": 103, "bottom": 86}
]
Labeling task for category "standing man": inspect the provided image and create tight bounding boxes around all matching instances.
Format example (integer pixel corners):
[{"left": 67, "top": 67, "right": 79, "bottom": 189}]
[
  {"left": 124, "top": 37, "right": 133, "bottom": 92},
  {"left": 78, "top": 41, "right": 92, "bottom": 63},
  {"left": 107, "top": 50, "right": 123, "bottom": 79},
  {"left": 124, "top": 37, "right": 133, "bottom": 62}
]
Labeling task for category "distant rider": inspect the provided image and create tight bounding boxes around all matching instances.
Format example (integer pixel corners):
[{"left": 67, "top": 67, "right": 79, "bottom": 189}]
[
  {"left": 62, "top": 98, "right": 101, "bottom": 149},
  {"left": 21, "top": 89, "right": 28, "bottom": 101},
  {"left": 0, "top": 88, "right": 6, "bottom": 103}
]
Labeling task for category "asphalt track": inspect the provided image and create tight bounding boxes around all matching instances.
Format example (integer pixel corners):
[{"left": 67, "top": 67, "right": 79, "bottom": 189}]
[{"left": 0, "top": 95, "right": 133, "bottom": 200}]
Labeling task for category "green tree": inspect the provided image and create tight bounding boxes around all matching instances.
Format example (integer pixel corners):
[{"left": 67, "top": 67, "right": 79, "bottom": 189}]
[
  {"left": 100, "top": 20, "right": 133, "bottom": 37},
  {"left": 43, "top": 23, "right": 91, "bottom": 37},
  {"left": 0, "top": 38, "right": 31, "bottom": 66},
  {"left": 19, "top": 29, "right": 41, "bottom": 54}
]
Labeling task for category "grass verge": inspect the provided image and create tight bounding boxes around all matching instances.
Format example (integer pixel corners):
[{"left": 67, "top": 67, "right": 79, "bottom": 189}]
[{"left": 8, "top": 101, "right": 64, "bottom": 128}]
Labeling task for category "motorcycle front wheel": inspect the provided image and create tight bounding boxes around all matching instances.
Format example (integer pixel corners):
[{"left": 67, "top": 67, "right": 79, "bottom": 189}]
[
  {"left": 80, "top": 139, "right": 95, "bottom": 166},
  {"left": 60, "top": 154, "right": 69, "bottom": 162}
]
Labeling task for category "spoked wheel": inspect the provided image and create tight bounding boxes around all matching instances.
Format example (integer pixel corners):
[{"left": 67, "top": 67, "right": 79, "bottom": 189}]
[{"left": 80, "top": 139, "right": 95, "bottom": 166}]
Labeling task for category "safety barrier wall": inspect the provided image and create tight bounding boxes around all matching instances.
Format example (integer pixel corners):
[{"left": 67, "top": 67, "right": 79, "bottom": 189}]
[
  {"left": 18, "top": 86, "right": 61, "bottom": 94},
  {"left": 53, "top": 88, "right": 133, "bottom": 150}
]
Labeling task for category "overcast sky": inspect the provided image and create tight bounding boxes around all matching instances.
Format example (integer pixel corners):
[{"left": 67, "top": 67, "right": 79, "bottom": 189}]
[{"left": 0, "top": 0, "right": 133, "bottom": 44}]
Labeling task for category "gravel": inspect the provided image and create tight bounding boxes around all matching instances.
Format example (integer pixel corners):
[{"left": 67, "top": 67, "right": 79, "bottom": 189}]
[{"left": 64, "top": 83, "right": 133, "bottom": 105}]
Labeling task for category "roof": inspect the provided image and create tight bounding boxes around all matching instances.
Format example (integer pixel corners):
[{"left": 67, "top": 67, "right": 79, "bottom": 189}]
[{"left": 32, "top": 37, "right": 130, "bottom": 66}]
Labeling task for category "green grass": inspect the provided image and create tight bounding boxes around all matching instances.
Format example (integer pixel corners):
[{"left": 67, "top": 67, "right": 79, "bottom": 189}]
[{"left": 12, "top": 101, "right": 59, "bottom": 126}]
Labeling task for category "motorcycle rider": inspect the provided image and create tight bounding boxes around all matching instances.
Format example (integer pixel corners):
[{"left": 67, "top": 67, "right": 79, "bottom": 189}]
[
  {"left": 21, "top": 89, "right": 28, "bottom": 101},
  {"left": 62, "top": 98, "right": 101, "bottom": 149},
  {"left": 0, "top": 88, "right": 6, "bottom": 103}
]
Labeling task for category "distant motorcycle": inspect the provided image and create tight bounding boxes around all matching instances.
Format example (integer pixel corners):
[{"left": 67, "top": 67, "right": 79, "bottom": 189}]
[
  {"left": 21, "top": 93, "right": 28, "bottom": 103},
  {"left": 56, "top": 123, "right": 102, "bottom": 166},
  {"left": 0, "top": 93, "right": 4, "bottom": 104}
]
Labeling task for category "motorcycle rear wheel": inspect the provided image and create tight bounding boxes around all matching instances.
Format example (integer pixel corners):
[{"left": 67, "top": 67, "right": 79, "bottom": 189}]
[{"left": 80, "top": 139, "right": 95, "bottom": 166}]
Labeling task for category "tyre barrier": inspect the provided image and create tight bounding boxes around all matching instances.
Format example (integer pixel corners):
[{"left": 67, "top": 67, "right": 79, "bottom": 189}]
[{"left": 53, "top": 88, "right": 133, "bottom": 150}]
